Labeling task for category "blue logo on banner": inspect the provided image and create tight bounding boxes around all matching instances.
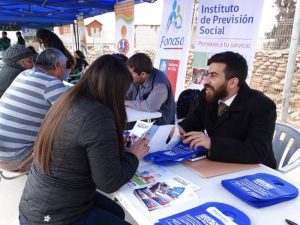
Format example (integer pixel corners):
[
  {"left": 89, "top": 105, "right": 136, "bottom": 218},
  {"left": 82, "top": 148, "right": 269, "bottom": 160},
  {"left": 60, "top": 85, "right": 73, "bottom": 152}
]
[
  {"left": 166, "top": 0, "right": 182, "bottom": 33},
  {"left": 160, "top": 0, "right": 185, "bottom": 50}
]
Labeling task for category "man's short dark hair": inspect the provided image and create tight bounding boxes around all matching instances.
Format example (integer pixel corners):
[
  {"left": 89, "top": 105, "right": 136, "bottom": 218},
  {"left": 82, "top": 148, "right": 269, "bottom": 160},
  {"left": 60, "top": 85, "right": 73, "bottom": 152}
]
[
  {"left": 127, "top": 53, "right": 153, "bottom": 75},
  {"left": 207, "top": 51, "right": 248, "bottom": 86},
  {"left": 16, "top": 31, "right": 22, "bottom": 36},
  {"left": 2, "top": 31, "right": 7, "bottom": 35}
]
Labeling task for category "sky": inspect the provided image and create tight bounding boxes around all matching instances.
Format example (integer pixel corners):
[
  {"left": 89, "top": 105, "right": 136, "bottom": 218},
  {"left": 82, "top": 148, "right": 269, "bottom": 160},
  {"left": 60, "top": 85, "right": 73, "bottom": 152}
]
[
  {"left": 259, "top": 0, "right": 278, "bottom": 37},
  {"left": 85, "top": 0, "right": 278, "bottom": 40},
  {"left": 85, "top": 0, "right": 163, "bottom": 42}
]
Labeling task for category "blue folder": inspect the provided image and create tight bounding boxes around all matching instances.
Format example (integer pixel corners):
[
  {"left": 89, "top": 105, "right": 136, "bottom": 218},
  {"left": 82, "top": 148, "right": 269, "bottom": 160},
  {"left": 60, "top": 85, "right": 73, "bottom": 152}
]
[{"left": 143, "top": 141, "right": 207, "bottom": 166}]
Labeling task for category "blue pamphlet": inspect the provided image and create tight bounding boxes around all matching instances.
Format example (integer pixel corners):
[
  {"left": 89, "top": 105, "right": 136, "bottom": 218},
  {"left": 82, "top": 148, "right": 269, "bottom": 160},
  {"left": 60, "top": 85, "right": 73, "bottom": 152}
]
[
  {"left": 143, "top": 141, "right": 207, "bottom": 166},
  {"left": 222, "top": 173, "right": 298, "bottom": 207},
  {"left": 155, "top": 202, "right": 250, "bottom": 225}
]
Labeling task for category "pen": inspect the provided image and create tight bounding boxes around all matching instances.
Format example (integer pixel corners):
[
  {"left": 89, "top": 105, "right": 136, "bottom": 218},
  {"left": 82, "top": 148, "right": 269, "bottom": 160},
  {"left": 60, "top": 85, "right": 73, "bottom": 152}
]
[
  {"left": 166, "top": 136, "right": 171, "bottom": 144},
  {"left": 286, "top": 219, "right": 298, "bottom": 225},
  {"left": 166, "top": 113, "right": 179, "bottom": 144}
]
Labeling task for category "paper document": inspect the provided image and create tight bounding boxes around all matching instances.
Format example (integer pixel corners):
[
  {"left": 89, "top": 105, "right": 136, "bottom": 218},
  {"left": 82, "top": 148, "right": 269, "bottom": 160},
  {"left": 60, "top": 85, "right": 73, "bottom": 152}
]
[
  {"left": 129, "top": 164, "right": 200, "bottom": 211},
  {"left": 130, "top": 120, "right": 154, "bottom": 138}
]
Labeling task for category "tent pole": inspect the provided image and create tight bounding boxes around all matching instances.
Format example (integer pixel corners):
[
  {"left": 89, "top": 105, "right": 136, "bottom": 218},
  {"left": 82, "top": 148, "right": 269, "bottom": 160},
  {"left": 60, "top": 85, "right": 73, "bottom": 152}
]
[
  {"left": 73, "top": 23, "right": 78, "bottom": 50},
  {"left": 280, "top": 0, "right": 300, "bottom": 122},
  {"left": 76, "top": 22, "right": 80, "bottom": 50}
]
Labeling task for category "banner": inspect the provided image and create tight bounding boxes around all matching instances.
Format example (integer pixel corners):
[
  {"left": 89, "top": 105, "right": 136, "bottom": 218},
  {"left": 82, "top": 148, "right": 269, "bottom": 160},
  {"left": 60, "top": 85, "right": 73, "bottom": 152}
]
[
  {"left": 154, "top": 0, "right": 194, "bottom": 99},
  {"left": 77, "top": 15, "right": 88, "bottom": 57},
  {"left": 21, "top": 28, "right": 37, "bottom": 37},
  {"left": 192, "top": 0, "right": 264, "bottom": 89},
  {"left": 114, "top": 0, "right": 134, "bottom": 56}
]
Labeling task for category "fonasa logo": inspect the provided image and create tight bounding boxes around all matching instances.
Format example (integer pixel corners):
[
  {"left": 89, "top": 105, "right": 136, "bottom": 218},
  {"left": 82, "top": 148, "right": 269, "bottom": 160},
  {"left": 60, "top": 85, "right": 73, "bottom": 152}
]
[
  {"left": 166, "top": 0, "right": 182, "bottom": 33},
  {"left": 160, "top": 0, "right": 184, "bottom": 50}
]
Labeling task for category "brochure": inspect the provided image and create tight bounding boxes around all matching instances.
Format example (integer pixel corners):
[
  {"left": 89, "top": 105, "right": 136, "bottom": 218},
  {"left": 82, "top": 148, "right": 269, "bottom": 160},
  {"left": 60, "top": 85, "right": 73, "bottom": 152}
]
[
  {"left": 128, "top": 164, "right": 170, "bottom": 188},
  {"left": 129, "top": 165, "right": 200, "bottom": 211},
  {"left": 130, "top": 120, "right": 155, "bottom": 138}
]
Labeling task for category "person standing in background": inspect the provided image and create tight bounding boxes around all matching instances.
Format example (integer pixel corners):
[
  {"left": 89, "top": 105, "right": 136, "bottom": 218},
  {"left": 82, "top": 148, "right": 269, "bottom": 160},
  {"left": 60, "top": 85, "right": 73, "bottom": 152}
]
[
  {"left": 16, "top": 31, "right": 25, "bottom": 46},
  {"left": 0, "top": 31, "right": 11, "bottom": 51},
  {"left": 36, "top": 28, "right": 75, "bottom": 80}
]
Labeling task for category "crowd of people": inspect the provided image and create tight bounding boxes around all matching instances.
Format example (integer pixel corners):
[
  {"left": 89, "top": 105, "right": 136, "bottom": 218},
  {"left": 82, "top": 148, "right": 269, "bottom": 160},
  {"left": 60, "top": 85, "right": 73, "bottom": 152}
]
[{"left": 0, "top": 29, "right": 277, "bottom": 225}]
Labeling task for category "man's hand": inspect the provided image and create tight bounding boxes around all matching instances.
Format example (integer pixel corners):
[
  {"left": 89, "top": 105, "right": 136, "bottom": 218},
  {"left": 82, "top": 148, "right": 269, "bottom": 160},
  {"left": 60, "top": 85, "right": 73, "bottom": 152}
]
[
  {"left": 183, "top": 131, "right": 211, "bottom": 150},
  {"left": 124, "top": 100, "right": 129, "bottom": 107},
  {"left": 167, "top": 125, "right": 185, "bottom": 143}
]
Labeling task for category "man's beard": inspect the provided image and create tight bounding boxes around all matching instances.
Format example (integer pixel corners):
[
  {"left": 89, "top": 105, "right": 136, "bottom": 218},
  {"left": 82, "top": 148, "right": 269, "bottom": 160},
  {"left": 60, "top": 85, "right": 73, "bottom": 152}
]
[{"left": 204, "top": 83, "right": 228, "bottom": 103}]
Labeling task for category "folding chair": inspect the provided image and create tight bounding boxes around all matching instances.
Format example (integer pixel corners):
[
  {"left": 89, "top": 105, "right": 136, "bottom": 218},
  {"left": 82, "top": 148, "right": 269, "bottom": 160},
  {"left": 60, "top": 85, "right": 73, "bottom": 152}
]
[{"left": 272, "top": 122, "right": 300, "bottom": 173}]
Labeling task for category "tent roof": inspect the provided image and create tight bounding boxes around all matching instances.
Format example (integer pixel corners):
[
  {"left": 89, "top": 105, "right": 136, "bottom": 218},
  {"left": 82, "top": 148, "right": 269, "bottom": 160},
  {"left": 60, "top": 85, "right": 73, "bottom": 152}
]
[{"left": 0, "top": 0, "right": 156, "bottom": 28}]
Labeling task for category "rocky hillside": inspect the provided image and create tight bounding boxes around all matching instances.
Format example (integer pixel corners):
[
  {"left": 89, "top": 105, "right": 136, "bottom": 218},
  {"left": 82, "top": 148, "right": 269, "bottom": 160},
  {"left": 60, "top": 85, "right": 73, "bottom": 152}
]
[{"left": 251, "top": 50, "right": 300, "bottom": 128}]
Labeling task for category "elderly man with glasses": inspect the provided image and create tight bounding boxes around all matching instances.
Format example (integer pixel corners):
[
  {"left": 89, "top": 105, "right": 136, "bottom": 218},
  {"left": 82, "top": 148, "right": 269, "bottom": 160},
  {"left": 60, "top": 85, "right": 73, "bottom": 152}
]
[{"left": 0, "top": 48, "right": 68, "bottom": 173}]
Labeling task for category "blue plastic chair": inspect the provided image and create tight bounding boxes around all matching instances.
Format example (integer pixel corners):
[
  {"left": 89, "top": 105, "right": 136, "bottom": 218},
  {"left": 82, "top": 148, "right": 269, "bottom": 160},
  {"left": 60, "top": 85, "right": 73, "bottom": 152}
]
[{"left": 272, "top": 122, "right": 300, "bottom": 173}]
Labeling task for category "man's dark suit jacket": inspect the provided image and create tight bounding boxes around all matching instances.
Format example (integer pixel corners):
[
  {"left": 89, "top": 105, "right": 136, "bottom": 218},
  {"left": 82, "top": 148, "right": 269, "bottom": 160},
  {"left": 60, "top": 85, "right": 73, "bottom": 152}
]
[{"left": 179, "top": 84, "right": 277, "bottom": 169}]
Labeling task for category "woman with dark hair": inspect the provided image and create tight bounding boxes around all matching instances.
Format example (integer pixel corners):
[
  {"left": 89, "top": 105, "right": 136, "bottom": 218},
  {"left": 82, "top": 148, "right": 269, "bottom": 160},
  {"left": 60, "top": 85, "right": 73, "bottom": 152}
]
[
  {"left": 19, "top": 55, "right": 149, "bottom": 225},
  {"left": 36, "top": 28, "right": 75, "bottom": 80},
  {"left": 74, "top": 50, "right": 88, "bottom": 72},
  {"left": 70, "top": 50, "right": 89, "bottom": 83},
  {"left": 113, "top": 53, "right": 128, "bottom": 63}
]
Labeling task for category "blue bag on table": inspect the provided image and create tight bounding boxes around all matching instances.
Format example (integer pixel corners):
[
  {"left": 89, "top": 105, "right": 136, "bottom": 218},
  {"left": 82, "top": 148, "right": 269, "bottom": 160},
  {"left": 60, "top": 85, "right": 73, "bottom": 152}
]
[
  {"left": 155, "top": 202, "right": 250, "bottom": 225},
  {"left": 143, "top": 141, "right": 207, "bottom": 166},
  {"left": 221, "top": 173, "right": 298, "bottom": 208}
]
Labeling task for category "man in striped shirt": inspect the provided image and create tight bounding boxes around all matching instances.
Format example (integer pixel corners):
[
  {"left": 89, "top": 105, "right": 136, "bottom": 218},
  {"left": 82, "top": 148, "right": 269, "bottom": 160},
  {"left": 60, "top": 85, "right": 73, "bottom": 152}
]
[{"left": 0, "top": 48, "right": 68, "bottom": 172}]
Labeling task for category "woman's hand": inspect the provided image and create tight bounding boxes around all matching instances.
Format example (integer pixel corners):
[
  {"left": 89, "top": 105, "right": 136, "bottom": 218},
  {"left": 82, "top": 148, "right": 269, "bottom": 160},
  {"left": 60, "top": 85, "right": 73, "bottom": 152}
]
[{"left": 127, "top": 137, "right": 149, "bottom": 160}]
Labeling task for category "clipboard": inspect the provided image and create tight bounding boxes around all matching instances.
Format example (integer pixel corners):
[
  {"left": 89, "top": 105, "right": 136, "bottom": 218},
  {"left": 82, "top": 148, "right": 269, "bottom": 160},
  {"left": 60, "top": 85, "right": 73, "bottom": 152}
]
[{"left": 183, "top": 159, "right": 260, "bottom": 178}]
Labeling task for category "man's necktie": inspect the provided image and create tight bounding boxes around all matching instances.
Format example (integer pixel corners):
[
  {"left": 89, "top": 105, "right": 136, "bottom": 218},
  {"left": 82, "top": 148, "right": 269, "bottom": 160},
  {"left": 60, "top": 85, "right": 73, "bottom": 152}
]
[{"left": 218, "top": 102, "right": 228, "bottom": 117}]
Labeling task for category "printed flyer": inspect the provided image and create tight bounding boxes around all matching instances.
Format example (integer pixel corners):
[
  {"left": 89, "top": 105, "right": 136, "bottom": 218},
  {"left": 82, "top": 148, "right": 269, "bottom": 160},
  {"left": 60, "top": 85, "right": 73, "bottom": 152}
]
[{"left": 129, "top": 165, "right": 199, "bottom": 211}]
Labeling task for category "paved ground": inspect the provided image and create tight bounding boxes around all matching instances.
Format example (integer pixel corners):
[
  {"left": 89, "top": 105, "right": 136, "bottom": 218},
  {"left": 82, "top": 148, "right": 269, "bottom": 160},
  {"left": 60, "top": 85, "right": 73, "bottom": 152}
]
[
  {"left": 0, "top": 171, "right": 138, "bottom": 225},
  {"left": 1, "top": 161, "right": 299, "bottom": 225}
]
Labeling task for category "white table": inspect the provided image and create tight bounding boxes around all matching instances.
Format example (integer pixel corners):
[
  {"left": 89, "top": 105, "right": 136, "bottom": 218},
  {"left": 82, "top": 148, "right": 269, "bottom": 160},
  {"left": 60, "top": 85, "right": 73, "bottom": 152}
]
[
  {"left": 126, "top": 107, "right": 162, "bottom": 123},
  {"left": 114, "top": 125, "right": 300, "bottom": 225}
]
